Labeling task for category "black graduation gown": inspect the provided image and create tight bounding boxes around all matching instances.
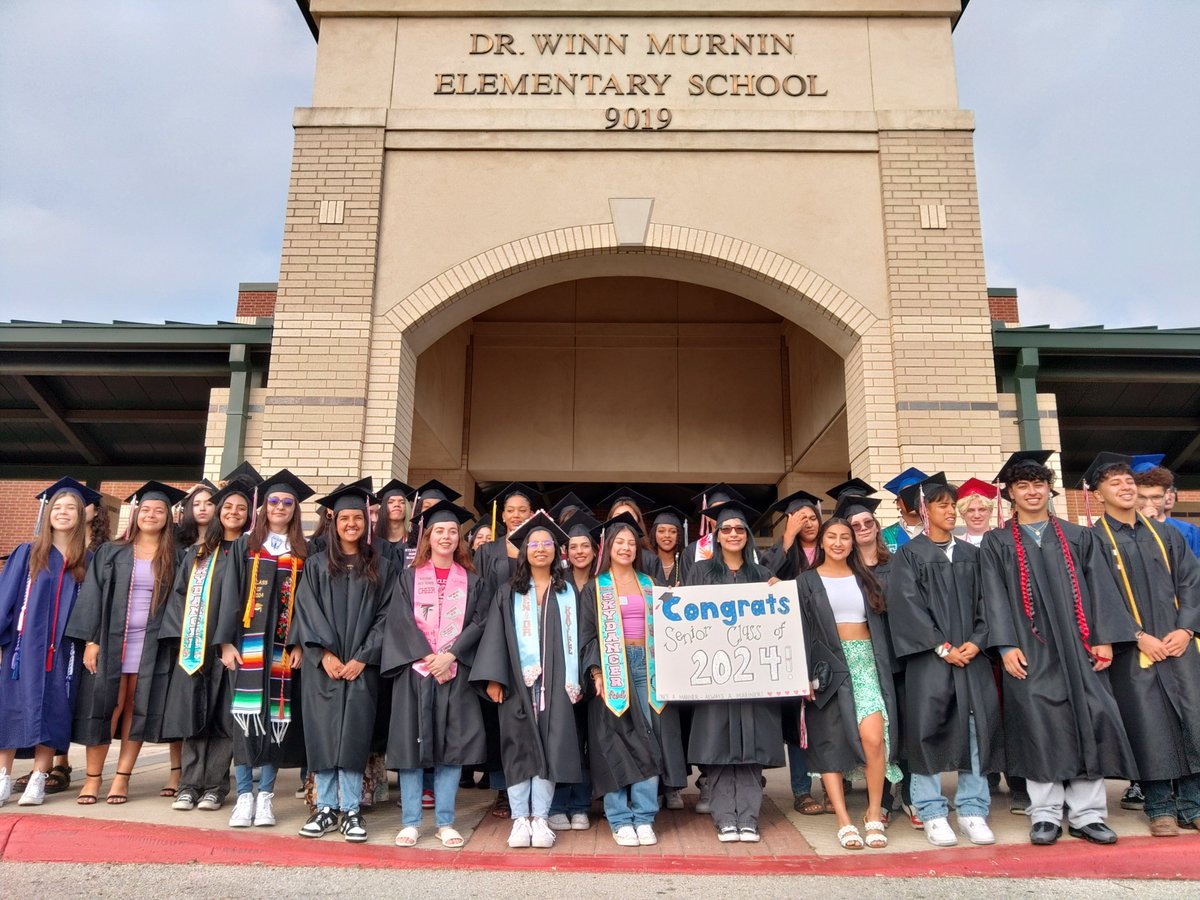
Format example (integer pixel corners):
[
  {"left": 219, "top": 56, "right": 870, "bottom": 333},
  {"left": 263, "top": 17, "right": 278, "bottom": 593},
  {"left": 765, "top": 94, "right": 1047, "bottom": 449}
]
[
  {"left": 469, "top": 584, "right": 582, "bottom": 785},
  {"left": 762, "top": 541, "right": 808, "bottom": 581},
  {"left": 1094, "top": 515, "right": 1200, "bottom": 781},
  {"left": 211, "top": 534, "right": 306, "bottom": 768},
  {"left": 683, "top": 565, "right": 785, "bottom": 767},
  {"left": 979, "top": 519, "right": 1138, "bottom": 782},
  {"left": 886, "top": 536, "right": 1003, "bottom": 775},
  {"left": 578, "top": 581, "right": 687, "bottom": 795},
  {"left": 155, "top": 541, "right": 236, "bottom": 742},
  {"left": 381, "top": 566, "right": 488, "bottom": 769},
  {"left": 647, "top": 553, "right": 682, "bottom": 588},
  {"left": 474, "top": 539, "right": 517, "bottom": 599},
  {"left": 64, "top": 542, "right": 174, "bottom": 745},
  {"left": 293, "top": 552, "right": 394, "bottom": 772},
  {"left": 796, "top": 569, "right": 900, "bottom": 774}
]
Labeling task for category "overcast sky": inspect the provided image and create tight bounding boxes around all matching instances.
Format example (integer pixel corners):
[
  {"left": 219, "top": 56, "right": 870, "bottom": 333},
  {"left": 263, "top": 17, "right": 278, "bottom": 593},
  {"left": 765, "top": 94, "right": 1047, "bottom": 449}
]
[{"left": 0, "top": 1, "right": 1195, "bottom": 328}]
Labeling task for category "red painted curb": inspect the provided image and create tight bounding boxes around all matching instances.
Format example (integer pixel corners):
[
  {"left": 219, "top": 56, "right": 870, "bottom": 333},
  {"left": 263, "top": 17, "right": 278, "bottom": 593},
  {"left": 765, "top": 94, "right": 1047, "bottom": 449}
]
[{"left": 1, "top": 814, "right": 1198, "bottom": 879}]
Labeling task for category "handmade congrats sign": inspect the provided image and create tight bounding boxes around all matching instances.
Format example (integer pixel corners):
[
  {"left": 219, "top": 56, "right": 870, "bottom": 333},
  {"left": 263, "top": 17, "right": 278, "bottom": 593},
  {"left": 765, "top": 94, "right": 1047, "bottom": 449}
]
[{"left": 650, "top": 580, "right": 809, "bottom": 701}]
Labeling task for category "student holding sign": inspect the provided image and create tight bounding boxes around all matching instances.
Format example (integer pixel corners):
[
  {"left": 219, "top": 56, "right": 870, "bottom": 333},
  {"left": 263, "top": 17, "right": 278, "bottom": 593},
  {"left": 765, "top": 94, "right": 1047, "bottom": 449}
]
[{"left": 683, "top": 500, "right": 784, "bottom": 843}]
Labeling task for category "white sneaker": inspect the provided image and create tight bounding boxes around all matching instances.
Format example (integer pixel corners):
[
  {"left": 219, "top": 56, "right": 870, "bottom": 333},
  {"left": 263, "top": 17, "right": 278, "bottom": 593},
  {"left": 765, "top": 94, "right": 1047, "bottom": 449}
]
[
  {"left": 636, "top": 824, "right": 657, "bottom": 845},
  {"left": 530, "top": 816, "right": 556, "bottom": 848},
  {"left": 924, "top": 816, "right": 959, "bottom": 847},
  {"left": 612, "top": 824, "right": 640, "bottom": 847},
  {"left": 18, "top": 770, "right": 47, "bottom": 806},
  {"left": 253, "top": 791, "right": 276, "bottom": 826},
  {"left": 547, "top": 813, "right": 572, "bottom": 831},
  {"left": 507, "top": 816, "right": 532, "bottom": 848},
  {"left": 958, "top": 815, "right": 996, "bottom": 845},
  {"left": 570, "top": 812, "right": 591, "bottom": 830},
  {"left": 0, "top": 768, "right": 11, "bottom": 807},
  {"left": 229, "top": 792, "right": 255, "bottom": 827}
]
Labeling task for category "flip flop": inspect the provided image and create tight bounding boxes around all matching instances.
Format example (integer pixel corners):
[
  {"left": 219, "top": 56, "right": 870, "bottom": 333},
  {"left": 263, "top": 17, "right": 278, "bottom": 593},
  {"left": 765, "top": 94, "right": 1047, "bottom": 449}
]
[{"left": 437, "top": 827, "right": 465, "bottom": 848}]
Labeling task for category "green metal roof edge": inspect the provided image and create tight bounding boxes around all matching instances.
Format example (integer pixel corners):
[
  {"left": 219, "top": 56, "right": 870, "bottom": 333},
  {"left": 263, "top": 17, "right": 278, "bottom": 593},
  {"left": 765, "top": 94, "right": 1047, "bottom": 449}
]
[
  {"left": 0, "top": 319, "right": 274, "bottom": 348},
  {"left": 992, "top": 321, "right": 1200, "bottom": 353}
]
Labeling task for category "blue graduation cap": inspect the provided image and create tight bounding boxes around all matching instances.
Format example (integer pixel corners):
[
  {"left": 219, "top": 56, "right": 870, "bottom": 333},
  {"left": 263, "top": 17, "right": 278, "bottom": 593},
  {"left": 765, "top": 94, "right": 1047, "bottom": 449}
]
[
  {"left": 882, "top": 467, "right": 928, "bottom": 497},
  {"left": 1130, "top": 453, "right": 1166, "bottom": 475},
  {"left": 37, "top": 476, "right": 102, "bottom": 507}
]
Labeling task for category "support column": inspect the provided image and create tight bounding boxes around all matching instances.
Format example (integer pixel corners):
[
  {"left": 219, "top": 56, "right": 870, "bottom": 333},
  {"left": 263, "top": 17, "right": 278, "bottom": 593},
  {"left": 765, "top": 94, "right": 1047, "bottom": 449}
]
[
  {"left": 1014, "top": 347, "right": 1042, "bottom": 450},
  {"left": 220, "top": 343, "right": 250, "bottom": 477}
]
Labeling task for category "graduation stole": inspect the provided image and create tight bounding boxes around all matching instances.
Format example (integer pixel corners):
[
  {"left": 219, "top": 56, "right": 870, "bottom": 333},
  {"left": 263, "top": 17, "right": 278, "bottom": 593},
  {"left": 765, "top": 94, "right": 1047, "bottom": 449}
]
[
  {"left": 693, "top": 533, "right": 714, "bottom": 563},
  {"left": 1099, "top": 513, "right": 1200, "bottom": 668},
  {"left": 595, "top": 570, "right": 664, "bottom": 717},
  {"left": 514, "top": 583, "right": 581, "bottom": 707},
  {"left": 411, "top": 561, "right": 468, "bottom": 679},
  {"left": 178, "top": 551, "right": 216, "bottom": 675},
  {"left": 10, "top": 559, "right": 70, "bottom": 680}
]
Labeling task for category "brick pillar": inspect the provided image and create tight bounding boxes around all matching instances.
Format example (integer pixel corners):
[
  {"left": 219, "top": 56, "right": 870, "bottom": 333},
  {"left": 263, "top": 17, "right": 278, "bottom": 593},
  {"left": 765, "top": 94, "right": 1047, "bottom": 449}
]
[
  {"left": 877, "top": 130, "right": 1001, "bottom": 484},
  {"left": 258, "top": 125, "right": 385, "bottom": 494}
]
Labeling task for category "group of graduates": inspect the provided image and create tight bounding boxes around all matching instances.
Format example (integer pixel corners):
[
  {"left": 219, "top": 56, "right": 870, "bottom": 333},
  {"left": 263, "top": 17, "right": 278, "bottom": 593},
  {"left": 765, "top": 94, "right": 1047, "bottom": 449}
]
[{"left": 0, "top": 448, "right": 1198, "bottom": 853}]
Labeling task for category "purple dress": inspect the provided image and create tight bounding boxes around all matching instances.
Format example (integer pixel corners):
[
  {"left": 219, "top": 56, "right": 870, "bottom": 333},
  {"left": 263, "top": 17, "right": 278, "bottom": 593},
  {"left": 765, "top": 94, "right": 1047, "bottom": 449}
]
[{"left": 122, "top": 559, "right": 154, "bottom": 674}]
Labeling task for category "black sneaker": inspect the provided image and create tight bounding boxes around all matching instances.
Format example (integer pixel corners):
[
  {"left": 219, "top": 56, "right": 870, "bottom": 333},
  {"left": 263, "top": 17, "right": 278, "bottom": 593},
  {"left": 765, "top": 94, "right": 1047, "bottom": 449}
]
[
  {"left": 1120, "top": 783, "right": 1145, "bottom": 811},
  {"left": 341, "top": 811, "right": 368, "bottom": 843},
  {"left": 299, "top": 806, "right": 339, "bottom": 838}
]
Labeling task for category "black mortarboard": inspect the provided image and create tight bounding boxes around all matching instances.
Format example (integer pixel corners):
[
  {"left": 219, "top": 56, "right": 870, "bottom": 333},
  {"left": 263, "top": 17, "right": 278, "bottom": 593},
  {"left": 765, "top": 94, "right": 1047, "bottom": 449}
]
[
  {"left": 899, "top": 472, "right": 948, "bottom": 511},
  {"left": 221, "top": 461, "right": 263, "bottom": 486},
  {"left": 701, "top": 499, "right": 760, "bottom": 529},
  {"left": 768, "top": 490, "right": 823, "bottom": 517},
  {"left": 466, "top": 520, "right": 491, "bottom": 542},
  {"left": 833, "top": 494, "right": 882, "bottom": 521},
  {"left": 126, "top": 480, "right": 188, "bottom": 507},
  {"left": 561, "top": 509, "right": 601, "bottom": 540},
  {"left": 691, "top": 483, "right": 745, "bottom": 512},
  {"left": 37, "top": 476, "right": 101, "bottom": 507},
  {"left": 597, "top": 510, "right": 645, "bottom": 539},
  {"left": 648, "top": 505, "right": 687, "bottom": 531},
  {"left": 488, "top": 481, "right": 542, "bottom": 510},
  {"left": 548, "top": 491, "right": 587, "bottom": 522},
  {"left": 315, "top": 483, "right": 378, "bottom": 515},
  {"left": 826, "top": 478, "right": 876, "bottom": 503},
  {"left": 508, "top": 510, "right": 569, "bottom": 547},
  {"left": 260, "top": 469, "right": 315, "bottom": 503},
  {"left": 189, "top": 479, "right": 218, "bottom": 495},
  {"left": 378, "top": 478, "right": 415, "bottom": 502},
  {"left": 994, "top": 450, "right": 1054, "bottom": 485},
  {"left": 209, "top": 477, "right": 256, "bottom": 510},
  {"left": 598, "top": 487, "right": 657, "bottom": 514},
  {"left": 1081, "top": 452, "right": 1133, "bottom": 491},
  {"left": 412, "top": 479, "right": 461, "bottom": 505},
  {"left": 419, "top": 499, "right": 475, "bottom": 529}
]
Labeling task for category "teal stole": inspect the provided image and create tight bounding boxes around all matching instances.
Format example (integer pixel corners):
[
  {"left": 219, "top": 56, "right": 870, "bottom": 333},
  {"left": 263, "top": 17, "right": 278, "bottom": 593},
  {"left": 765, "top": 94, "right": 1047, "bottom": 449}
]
[
  {"left": 595, "top": 570, "right": 664, "bottom": 717},
  {"left": 179, "top": 552, "right": 216, "bottom": 675}
]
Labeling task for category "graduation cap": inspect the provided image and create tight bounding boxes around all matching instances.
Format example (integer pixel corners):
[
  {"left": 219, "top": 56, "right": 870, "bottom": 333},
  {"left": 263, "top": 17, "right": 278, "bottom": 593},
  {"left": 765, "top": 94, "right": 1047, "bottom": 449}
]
[
  {"left": 125, "top": 480, "right": 189, "bottom": 507},
  {"left": 561, "top": 509, "right": 601, "bottom": 541},
  {"left": 691, "top": 483, "right": 745, "bottom": 513},
  {"left": 598, "top": 487, "right": 657, "bottom": 515},
  {"left": 419, "top": 499, "right": 475, "bottom": 529},
  {"left": 314, "top": 482, "right": 378, "bottom": 515},
  {"left": 466, "top": 520, "right": 492, "bottom": 543},
  {"left": 899, "top": 472, "right": 949, "bottom": 512},
  {"left": 768, "top": 489, "right": 822, "bottom": 517},
  {"left": 1130, "top": 453, "right": 1166, "bottom": 475},
  {"left": 488, "top": 481, "right": 542, "bottom": 510},
  {"left": 882, "top": 467, "right": 927, "bottom": 497},
  {"left": 648, "top": 505, "right": 688, "bottom": 531},
  {"left": 508, "top": 510, "right": 569, "bottom": 548},
  {"left": 956, "top": 478, "right": 998, "bottom": 502},
  {"left": 993, "top": 450, "right": 1054, "bottom": 485},
  {"left": 833, "top": 494, "right": 882, "bottom": 521},
  {"left": 826, "top": 478, "right": 875, "bottom": 503},
  {"left": 1081, "top": 451, "right": 1133, "bottom": 491},
  {"left": 188, "top": 479, "right": 218, "bottom": 496},
  {"left": 410, "top": 479, "right": 461, "bottom": 507},
  {"left": 700, "top": 499, "right": 761, "bottom": 529},
  {"left": 259, "top": 469, "right": 315, "bottom": 503},
  {"left": 377, "top": 478, "right": 415, "bottom": 502},
  {"left": 221, "top": 460, "right": 263, "bottom": 486},
  {"left": 548, "top": 491, "right": 587, "bottom": 522},
  {"left": 596, "top": 510, "right": 645, "bottom": 539},
  {"left": 210, "top": 477, "right": 257, "bottom": 510},
  {"left": 37, "top": 476, "right": 101, "bottom": 507}
]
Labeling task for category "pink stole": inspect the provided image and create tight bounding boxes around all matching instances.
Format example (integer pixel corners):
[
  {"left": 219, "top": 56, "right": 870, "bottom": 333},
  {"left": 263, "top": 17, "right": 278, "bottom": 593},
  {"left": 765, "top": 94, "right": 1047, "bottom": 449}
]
[{"left": 411, "top": 562, "right": 468, "bottom": 678}]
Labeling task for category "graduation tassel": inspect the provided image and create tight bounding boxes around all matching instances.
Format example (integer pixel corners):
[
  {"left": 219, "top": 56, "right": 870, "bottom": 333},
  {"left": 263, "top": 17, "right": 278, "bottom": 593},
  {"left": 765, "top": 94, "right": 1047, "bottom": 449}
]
[
  {"left": 32, "top": 496, "right": 48, "bottom": 538},
  {"left": 490, "top": 499, "right": 497, "bottom": 542},
  {"left": 593, "top": 531, "right": 605, "bottom": 577},
  {"left": 700, "top": 494, "right": 709, "bottom": 537},
  {"left": 918, "top": 487, "right": 930, "bottom": 537},
  {"left": 996, "top": 493, "right": 1004, "bottom": 528},
  {"left": 121, "top": 499, "right": 139, "bottom": 541},
  {"left": 1083, "top": 486, "right": 1094, "bottom": 527},
  {"left": 250, "top": 486, "right": 259, "bottom": 531}
]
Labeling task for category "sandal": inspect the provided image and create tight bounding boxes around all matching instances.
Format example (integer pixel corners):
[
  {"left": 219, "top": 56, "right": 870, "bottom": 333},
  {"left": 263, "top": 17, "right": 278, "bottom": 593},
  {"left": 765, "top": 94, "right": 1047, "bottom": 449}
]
[
  {"left": 45, "top": 764, "right": 72, "bottom": 794},
  {"left": 863, "top": 817, "right": 888, "bottom": 849},
  {"left": 491, "top": 790, "right": 511, "bottom": 819},
  {"left": 106, "top": 771, "right": 133, "bottom": 805},
  {"left": 160, "top": 766, "right": 182, "bottom": 798},
  {"left": 437, "top": 826, "right": 465, "bottom": 848},
  {"left": 822, "top": 795, "right": 836, "bottom": 815},
  {"left": 794, "top": 793, "right": 825, "bottom": 816},
  {"left": 395, "top": 826, "right": 420, "bottom": 847},
  {"left": 837, "top": 824, "right": 864, "bottom": 850},
  {"left": 13, "top": 770, "right": 33, "bottom": 790},
  {"left": 77, "top": 772, "right": 103, "bottom": 805}
]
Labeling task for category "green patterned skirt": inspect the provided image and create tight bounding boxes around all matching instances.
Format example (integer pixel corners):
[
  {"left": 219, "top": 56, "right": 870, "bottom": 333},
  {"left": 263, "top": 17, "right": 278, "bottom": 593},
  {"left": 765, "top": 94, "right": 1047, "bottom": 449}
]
[{"left": 812, "top": 639, "right": 901, "bottom": 783}]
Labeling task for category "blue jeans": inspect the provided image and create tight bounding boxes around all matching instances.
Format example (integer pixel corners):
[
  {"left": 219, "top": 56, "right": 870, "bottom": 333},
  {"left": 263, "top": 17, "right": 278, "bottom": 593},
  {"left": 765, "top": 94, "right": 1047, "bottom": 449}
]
[
  {"left": 551, "top": 775, "right": 592, "bottom": 817},
  {"left": 1145, "top": 774, "right": 1200, "bottom": 823},
  {"left": 234, "top": 763, "right": 277, "bottom": 795},
  {"left": 787, "top": 742, "right": 812, "bottom": 796},
  {"left": 508, "top": 776, "right": 555, "bottom": 818},
  {"left": 910, "top": 713, "right": 990, "bottom": 821},
  {"left": 603, "top": 643, "right": 659, "bottom": 829},
  {"left": 315, "top": 767, "right": 362, "bottom": 813},
  {"left": 398, "top": 764, "right": 461, "bottom": 828}
]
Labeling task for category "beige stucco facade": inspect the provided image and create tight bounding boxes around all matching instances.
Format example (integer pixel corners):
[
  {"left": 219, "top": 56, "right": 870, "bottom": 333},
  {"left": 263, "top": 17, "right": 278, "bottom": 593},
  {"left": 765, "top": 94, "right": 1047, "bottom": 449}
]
[{"left": 207, "top": 1, "right": 1011, "bottom": 520}]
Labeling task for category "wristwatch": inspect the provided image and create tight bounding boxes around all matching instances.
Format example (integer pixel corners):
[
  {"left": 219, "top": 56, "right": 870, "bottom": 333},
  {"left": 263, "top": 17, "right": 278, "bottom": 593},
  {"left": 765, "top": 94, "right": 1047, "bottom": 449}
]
[{"left": 935, "top": 642, "right": 952, "bottom": 658}]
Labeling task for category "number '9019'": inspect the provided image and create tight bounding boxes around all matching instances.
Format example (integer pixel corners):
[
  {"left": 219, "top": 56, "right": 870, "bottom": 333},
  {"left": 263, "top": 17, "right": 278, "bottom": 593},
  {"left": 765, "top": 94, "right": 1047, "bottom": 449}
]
[{"left": 605, "top": 107, "right": 672, "bottom": 130}]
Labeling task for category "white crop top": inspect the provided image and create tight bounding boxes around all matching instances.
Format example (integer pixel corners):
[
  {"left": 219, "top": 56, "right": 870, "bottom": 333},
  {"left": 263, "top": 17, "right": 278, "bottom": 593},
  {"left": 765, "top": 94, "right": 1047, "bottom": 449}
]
[{"left": 820, "top": 574, "right": 867, "bottom": 624}]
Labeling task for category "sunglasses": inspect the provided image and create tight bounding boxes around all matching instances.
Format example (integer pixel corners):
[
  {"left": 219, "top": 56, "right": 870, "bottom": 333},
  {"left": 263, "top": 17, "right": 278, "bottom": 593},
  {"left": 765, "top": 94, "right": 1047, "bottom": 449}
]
[
  {"left": 266, "top": 497, "right": 295, "bottom": 508},
  {"left": 718, "top": 525, "right": 747, "bottom": 535}
]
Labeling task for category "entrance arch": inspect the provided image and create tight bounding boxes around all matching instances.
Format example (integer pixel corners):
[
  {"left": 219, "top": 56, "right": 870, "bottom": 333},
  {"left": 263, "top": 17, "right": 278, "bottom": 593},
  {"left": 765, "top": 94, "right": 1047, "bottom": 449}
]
[{"left": 361, "top": 224, "right": 901, "bottom": 494}]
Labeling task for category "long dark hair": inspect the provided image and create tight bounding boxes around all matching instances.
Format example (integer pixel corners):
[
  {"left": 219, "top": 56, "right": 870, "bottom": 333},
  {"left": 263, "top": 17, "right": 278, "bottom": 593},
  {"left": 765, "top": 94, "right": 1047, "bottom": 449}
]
[
  {"left": 596, "top": 522, "right": 648, "bottom": 575},
  {"left": 703, "top": 517, "right": 770, "bottom": 582},
  {"left": 812, "top": 517, "right": 885, "bottom": 614},
  {"left": 175, "top": 486, "right": 214, "bottom": 547},
  {"left": 326, "top": 512, "right": 380, "bottom": 584},
  {"left": 198, "top": 492, "right": 252, "bottom": 558},
  {"left": 88, "top": 503, "right": 113, "bottom": 553},
  {"left": 509, "top": 528, "right": 567, "bottom": 594}
]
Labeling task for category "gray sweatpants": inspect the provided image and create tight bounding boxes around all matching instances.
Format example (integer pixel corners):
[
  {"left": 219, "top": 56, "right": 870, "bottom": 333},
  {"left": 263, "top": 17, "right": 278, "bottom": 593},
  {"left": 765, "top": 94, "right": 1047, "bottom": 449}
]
[
  {"left": 1026, "top": 777, "right": 1107, "bottom": 828},
  {"left": 708, "top": 763, "right": 763, "bottom": 830},
  {"left": 180, "top": 735, "right": 233, "bottom": 800}
]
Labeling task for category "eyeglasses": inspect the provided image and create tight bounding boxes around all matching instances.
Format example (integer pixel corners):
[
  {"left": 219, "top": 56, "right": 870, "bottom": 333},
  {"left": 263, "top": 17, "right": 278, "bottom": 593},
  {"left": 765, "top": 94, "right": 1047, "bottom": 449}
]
[
  {"left": 266, "top": 497, "right": 295, "bottom": 508},
  {"left": 718, "top": 525, "right": 747, "bottom": 535},
  {"left": 527, "top": 540, "right": 556, "bottom": 550}
]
